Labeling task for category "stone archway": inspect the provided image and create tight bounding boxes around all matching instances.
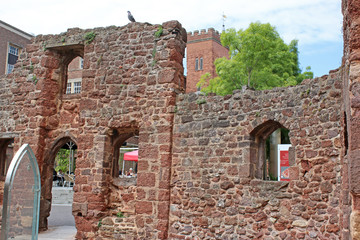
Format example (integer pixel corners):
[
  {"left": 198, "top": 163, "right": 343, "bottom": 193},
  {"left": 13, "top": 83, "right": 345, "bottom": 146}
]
[{"left": 39, "top": 135, "right": 77, "bottom": 231}]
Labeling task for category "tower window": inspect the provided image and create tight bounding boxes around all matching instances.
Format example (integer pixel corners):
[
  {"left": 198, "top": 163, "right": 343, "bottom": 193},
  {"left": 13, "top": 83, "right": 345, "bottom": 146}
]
[
  {"left": 195, "top": 58, "right": 199, "bottom": 71},
  {"left": 200, "top": 57, "right": 203, "bottom": 70}
]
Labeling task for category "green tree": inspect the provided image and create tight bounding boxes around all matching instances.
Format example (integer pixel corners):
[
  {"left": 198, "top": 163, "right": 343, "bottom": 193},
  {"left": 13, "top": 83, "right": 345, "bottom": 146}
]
[
  {"left": 197, "top": 22, "right": 313, "bottom": 95},
  {"left": 55, "top": 148, "right": 70, "bottom": 173}
]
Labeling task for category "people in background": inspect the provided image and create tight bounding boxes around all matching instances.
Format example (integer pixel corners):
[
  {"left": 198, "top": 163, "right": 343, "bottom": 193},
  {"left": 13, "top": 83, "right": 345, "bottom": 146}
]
[
  {"left": 53, "top": 169, "right": 58, "bottom": 182},
  {"left": 57, "top": 170, "right": 64, "bottom": 186}
]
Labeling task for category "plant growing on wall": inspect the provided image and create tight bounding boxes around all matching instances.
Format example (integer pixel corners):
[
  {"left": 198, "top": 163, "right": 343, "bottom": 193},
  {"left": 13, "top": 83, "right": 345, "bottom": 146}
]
[
  {"left": 84, "top": 31, "right": 96, "bottom": 44},
  {"left": 116, "top": 212, "right": 125, "bottom": 218},
  {"left": 32, "top": 75, "right": 38, "bottom": 84},
  {"left": 154, "top": 25, "right": 163, "bottom": 38}
]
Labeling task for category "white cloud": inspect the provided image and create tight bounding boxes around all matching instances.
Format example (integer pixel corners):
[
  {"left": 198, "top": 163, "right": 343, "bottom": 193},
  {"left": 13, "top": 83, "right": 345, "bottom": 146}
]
[
  {"left": 0, "top": 0, "right": 342, "bottom": 77},
  {"left": 1, "top": 0, "right": 342, "bottom": 46}
]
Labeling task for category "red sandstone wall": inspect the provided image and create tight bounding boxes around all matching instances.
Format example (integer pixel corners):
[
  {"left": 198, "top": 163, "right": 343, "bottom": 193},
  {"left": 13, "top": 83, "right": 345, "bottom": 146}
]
[
  {"left": 0, "top": 5, "right": 358, "bottom": 237},
  {"left": 0, "top": 21, "right": 187, "bottom": 239},
  {"left": 170, "top": 72, "right": 346, "bottom": 239},
  {"left": 342, "top": 0, "right": 360, "bottom": 238}
]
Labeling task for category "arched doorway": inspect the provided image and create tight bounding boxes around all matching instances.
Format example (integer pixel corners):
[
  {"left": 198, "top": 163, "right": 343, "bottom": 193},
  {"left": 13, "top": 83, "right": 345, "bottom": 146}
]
[
  {"left": 48, "top": 140, "right": 77, "bottom": 230},
  {"left": 40, "top": 136, "right": 77, "bottom": 233}
]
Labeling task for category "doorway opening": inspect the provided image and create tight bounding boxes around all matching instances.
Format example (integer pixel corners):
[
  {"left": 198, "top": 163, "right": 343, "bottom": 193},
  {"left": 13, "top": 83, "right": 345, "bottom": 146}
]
[{"left": 48, "top": 140, "right": 77, "bottom": 230}]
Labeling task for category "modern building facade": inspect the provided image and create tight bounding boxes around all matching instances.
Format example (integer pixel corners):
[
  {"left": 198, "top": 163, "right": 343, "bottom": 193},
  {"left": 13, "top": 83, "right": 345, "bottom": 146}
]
[{"left": 0, "top": 20, "right": 32, "bottom": 76}]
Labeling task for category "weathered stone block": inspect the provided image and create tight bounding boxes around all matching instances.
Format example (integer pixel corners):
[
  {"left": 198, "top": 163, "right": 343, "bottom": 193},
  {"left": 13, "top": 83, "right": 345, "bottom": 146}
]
[
  {"left": 137, "top": 173, "right": 156, "bottom": 187},
  {"left": 135, "top": 201, "right": 153, "bottom": 214}
]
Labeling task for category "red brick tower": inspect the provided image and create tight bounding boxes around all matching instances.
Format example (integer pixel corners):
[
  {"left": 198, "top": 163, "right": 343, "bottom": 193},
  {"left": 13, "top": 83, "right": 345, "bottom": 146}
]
[{"left": 186, "top": 28, "right": 228, "bottom": 93}]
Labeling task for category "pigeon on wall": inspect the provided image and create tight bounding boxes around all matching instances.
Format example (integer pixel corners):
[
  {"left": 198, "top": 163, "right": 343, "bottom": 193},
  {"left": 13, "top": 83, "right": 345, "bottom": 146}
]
[{"left": 127, "top": 11, "right": 136, "bottom": 22}]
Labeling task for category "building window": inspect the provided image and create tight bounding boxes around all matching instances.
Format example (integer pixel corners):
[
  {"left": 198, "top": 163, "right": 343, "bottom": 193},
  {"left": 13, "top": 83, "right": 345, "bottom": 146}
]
[
  {"left": 195, "top": 58, "right": 199, "bottom": 71},
  {"left": 66, "top": 83, "right": 72, "bottom": 94},
  {"left": 7, "top": 65, "right": 14, "bottom": 74},
  {"left": 65, "top": 56, "right": 83, "bottom": 95},
  {"left": 9, "top": 45, "right": 19, "bottom": 55},
  {"left": 80, "top": 58, "right": 84, "bottom": 69},
  {"left": 200, "top": 57, "right": 203, "bottom": 70},
  {"left": 66, "top": 80, "right": 82, "bottom": 94},
  {"left": 74, "top": 82, "right": 81, "bottom": 94},
  {"left": 7, "top": 45, "right": 20, "bottom": 74}
]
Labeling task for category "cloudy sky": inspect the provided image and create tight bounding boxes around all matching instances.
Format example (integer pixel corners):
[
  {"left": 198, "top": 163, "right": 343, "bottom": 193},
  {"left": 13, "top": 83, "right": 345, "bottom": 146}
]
[{"left": 1, "top": 0, "right": 342, "bottom": 77}]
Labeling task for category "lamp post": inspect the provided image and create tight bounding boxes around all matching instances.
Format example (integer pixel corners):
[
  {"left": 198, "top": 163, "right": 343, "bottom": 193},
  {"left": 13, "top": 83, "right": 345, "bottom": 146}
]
[{"left": 66, "top": 141, "right": 75, "bottom": 174}]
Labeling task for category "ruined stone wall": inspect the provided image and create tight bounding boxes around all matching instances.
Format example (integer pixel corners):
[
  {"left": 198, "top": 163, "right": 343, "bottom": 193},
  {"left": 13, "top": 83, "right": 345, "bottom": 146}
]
[
  {"left": 0, "top": 20, "right": 187, "bottom": 239},
  {"left": 0, "top": 6, "right": 358, "bottom": 238},
  {"left": 170, "top": 71, "right": 346, "bottom": 239},
  {"left": 0, "top": 75, "right": 15, "bottom": 134},
  {"left": 342, "top": 0, "right": 360, "bottom": 238}
]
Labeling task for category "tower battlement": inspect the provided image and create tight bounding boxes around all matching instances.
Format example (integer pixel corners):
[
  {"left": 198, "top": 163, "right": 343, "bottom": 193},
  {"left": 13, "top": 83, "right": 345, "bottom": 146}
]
[{"left": 187, "top": 28, "right": 221, "bottom": 44}]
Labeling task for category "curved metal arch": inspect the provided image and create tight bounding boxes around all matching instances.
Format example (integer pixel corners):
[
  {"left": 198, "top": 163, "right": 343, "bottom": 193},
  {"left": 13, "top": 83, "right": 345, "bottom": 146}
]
[{"left": 1, "top": 144, "right": 41, "bottom": 240}]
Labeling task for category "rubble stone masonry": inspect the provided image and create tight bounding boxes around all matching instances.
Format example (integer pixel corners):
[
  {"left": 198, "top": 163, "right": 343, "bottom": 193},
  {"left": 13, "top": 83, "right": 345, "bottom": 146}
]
[
  {"left": 0, "top": 21, "right": 187, "bottom": 239},
  {"left": 170, "top": 72, "right": 345, "bottom": 239},
  {"left": 343, "top": 0, "right": 360, "bottom": 239}
]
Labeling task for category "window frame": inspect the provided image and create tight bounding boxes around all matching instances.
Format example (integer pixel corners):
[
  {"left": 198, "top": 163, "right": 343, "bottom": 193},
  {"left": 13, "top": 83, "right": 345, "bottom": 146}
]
[
  {"left": 6, "top": 44, "right": 21, "bottom": 75},
  {"left": 6, "top": 64, "right": 14, "bottom": 74},
  {"left": 74, "top": 82, "right": 81, "bottom": 94},
  {"left": 9, "top": 45, "right": 19, "bottom": 56},
  {"left": 66, "top": 83, "right": 72, "bottom": 94}
]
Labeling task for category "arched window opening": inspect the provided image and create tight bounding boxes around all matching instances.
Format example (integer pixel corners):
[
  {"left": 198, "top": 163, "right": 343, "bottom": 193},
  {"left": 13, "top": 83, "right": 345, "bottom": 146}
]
[
  {"left": 112, "top": 131, "right": 139, "bottom": 179},
  {"left": 46, "top": 43, "right": 84, "bottom": 96},
  {"left": 250, "top": 120, "right": 292, "bottom": 181},
  {"left": 0, "top": 139, "right": 14, "bottom": 179},
  {"left": 53, "top": 141, "right": 77, "bottom": 187},
  {"left": 65, "top": 57, "right": 83, "bottom": 94}
]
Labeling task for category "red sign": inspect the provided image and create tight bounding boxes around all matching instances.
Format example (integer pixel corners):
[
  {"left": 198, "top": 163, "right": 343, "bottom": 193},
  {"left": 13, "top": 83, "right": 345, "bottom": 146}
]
[{"left": 279, "top": 150, "right": 290, "bottom": 181}]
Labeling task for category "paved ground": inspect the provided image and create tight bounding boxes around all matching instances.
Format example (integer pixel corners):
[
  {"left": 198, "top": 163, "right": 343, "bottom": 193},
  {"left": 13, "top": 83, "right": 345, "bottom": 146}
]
[
  {"left": 48, "top": 204, "right": 75, "bottom": 226},
  {"left": 38, "top": 204, "right": 76, "bottom": 239},
  {"left": 38, "top": 226, "right": 76, "bottom": 240},
  {"left": 9, "top": 188, "right": 77, "bottom": 239}
]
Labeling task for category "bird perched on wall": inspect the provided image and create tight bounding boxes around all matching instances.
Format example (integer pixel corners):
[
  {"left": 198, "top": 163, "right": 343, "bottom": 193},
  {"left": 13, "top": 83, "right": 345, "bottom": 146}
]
[{"left": 127, "top": 11, "right": 136, "bottom": 22}]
